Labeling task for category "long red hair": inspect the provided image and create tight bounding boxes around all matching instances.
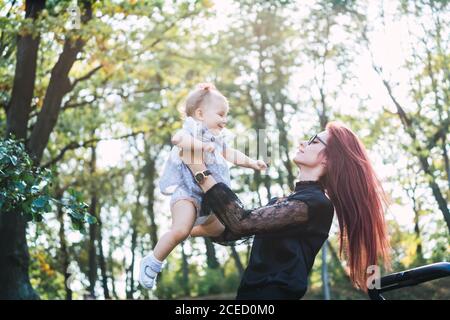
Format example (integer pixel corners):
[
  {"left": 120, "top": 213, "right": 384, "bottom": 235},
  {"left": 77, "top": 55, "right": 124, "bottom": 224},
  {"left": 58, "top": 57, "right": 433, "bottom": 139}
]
[{"left": 320, "top": 122, "right": 391, "bottom": 290}]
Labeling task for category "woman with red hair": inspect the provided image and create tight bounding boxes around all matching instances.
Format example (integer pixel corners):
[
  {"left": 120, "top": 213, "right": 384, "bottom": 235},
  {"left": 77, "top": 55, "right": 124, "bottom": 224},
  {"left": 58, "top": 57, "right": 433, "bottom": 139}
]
[{"left": 183, "top": 121, "right": 391, "bottom": 299}]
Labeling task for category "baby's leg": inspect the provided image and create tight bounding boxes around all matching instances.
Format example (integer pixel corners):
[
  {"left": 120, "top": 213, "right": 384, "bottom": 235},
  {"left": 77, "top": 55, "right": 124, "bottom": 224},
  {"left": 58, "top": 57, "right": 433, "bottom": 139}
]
[
  {"left": 190, "top": 214, "right": 225, "bottom": 238},
  {"left": 140, "top": 200, "right": 196, "bottom": 289},
  {"left": 153, "top": 200, "right": 197, "bottom": 261}
]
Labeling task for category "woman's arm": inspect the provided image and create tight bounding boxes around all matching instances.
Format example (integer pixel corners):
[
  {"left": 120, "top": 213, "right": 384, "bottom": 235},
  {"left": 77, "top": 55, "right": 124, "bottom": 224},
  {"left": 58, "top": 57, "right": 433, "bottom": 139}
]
[
  {"left": 180, "top": 151, "right": 309, "bottom": 240},
  {"left": 179, "top": 153, "right": 217, "bottom": 192},
  {"left": 202, "top": 182, "right": 309, "bottom": 238}
]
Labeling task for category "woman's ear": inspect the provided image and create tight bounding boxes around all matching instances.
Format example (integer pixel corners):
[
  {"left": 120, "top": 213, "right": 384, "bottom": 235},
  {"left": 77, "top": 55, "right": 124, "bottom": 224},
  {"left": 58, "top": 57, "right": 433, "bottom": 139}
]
[
  {"left": 318, "top": 150, "right": 327, "bottom": 164},
  {"left": 319, "top": 154, "right": 327, "bottom": 166}
]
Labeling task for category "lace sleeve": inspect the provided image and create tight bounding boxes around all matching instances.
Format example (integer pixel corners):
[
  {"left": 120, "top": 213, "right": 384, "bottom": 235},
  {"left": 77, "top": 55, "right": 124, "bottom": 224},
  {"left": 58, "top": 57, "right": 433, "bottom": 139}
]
[{"left": 202, "top": 183, "right": 309, "bottom": 241}]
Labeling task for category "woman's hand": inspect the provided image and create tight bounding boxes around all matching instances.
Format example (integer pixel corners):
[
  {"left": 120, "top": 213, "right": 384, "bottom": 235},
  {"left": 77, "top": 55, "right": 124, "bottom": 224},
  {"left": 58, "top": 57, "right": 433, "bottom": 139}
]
[{"left": 179, "top": 145, "right": 217, "bottom": 192}]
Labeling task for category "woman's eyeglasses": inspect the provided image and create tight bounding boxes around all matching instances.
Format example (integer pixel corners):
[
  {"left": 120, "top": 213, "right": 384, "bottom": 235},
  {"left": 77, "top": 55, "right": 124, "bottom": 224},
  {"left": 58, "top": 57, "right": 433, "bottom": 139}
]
[{"left": 307, "top": 134, "right": 327, "bottom": 146}]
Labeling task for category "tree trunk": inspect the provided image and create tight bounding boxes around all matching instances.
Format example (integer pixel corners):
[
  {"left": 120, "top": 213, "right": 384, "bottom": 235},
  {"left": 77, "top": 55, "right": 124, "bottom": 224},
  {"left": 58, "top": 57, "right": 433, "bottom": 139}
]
[
  {"left": 1, "top": 0, "right": 94, "bottom": 300},
  {"left": 143, "top": 139, "right": 159, "bottom": 248},
  {"left": 6, "top": 0, "right": 45, "bottom": 140},
  {"left": 327, "top": 241, "right": 352, "bottom": 283},
  {"left": 126, "top": 226, "right": 137, "bottom": 299},
  {"left": 97, "top": 216, "right": 110, "bottom": 299},
  {"left": 414, "top": 211, "right": 424, "bottom": 264},
  {"left": 442, "top": 134, "right": 450, "bottom": 191},
  {"left": 56, "top": 193, "right": 72, "bottom": 300},
  {"left": 230, "top": 246, "right": 244, "bottom": 277},
  {"left": 272, "top": 104, "right": 295, "bottom": 188},
  {"left": 0, "top": 0, "right": 45, "bottom": 300},
  {"left": 415, "top": 144, "right": 450, "bottom": 232},
  {"left": 27, "top": 1, "right": 93, "bottom": 163},
  {"left": 181, "top": 242, "right": 190, "bottom": 297},
  {"left": 246, "top": 242, "right": 252, "bottom": 263},
  {"left": 411, "top": 195, "right": 424, "bottom": 264},
  {"left": 108, "top": 244, "right": 119, "bottom": 300},
  {"left": 204, "top": 238, "right": 220, "bottom": 269},
  {"left": 0, "top": 211, "right": 39, "bottom": 300},
  {"left": 87, "top": 142, "right": 98, "bottom": 299},
  {"left": 321, "top": 241, "right": 331, "bottom": 300}
]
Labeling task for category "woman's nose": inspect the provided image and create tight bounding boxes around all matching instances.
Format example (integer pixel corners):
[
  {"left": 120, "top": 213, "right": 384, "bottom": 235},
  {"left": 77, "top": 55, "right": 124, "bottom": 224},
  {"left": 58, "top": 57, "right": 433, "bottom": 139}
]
[{"left": 298, "top": 141, "right": 306, "bottom": 151}]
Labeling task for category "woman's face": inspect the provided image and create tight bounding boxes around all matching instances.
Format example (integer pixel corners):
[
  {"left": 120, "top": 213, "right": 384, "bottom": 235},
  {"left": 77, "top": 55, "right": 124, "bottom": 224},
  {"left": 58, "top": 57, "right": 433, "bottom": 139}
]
[{"left": 293, "top": 131, "right": 328, "bottom": 168}]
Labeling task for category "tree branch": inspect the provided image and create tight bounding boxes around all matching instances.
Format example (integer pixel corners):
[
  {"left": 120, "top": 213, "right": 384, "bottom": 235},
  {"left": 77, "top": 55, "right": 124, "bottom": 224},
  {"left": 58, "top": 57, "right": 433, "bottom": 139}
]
[
  {"left": 69, "top": 65, "right": 103, "bottom": 91},
  {"left": 373, "top": 63, "right": 414, "bottom": 129},
  {"left": 427, "top": 118, "right": 450, "bottom": 150},
  {"left": 115, "top": 86, "right": 168, "bottom": 100},
  {"left": 61, "top": 92, "right": 102, "bottom": 112},
  {"left": 41, "top": 130, "right": 147, "bottom": 169},
  {"left": 114, "top": 10, "right": 199, "bottom": 63},
  {"left": 0, "top": 0, "right": 17, "bottom": 57}
]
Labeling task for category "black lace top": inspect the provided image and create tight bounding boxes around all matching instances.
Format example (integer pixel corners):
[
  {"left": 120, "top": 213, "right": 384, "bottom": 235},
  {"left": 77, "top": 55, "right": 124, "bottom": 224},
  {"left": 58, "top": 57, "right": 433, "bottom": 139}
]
[{"left": 201, "top": 181, "right": 334, "bottom": 299}]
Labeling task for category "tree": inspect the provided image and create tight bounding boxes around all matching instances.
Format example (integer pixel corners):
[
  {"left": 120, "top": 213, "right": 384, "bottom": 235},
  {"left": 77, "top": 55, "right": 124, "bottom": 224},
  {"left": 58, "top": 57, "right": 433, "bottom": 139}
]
[
  {"left": 1, "top": 0, "right": 209, "bottom": 299},
  {"left": 0, "top": 137, "right": 92, "bottom": 299},
  {"left": 362, "top": 0, "right": 449, "bottom": 232}
]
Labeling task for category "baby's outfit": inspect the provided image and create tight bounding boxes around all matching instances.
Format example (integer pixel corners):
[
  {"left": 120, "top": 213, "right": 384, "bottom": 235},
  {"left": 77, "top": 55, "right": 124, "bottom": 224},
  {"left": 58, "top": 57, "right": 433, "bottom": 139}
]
[{"left": 159, "top": 117, "right": 232, "bottom": 225}]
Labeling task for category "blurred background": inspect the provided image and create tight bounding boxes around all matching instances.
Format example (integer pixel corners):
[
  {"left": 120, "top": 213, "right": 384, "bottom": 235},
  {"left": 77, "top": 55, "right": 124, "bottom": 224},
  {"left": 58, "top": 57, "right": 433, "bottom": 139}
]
[{"left": 0, "top": 0, "right": 448, "bottom": 299}]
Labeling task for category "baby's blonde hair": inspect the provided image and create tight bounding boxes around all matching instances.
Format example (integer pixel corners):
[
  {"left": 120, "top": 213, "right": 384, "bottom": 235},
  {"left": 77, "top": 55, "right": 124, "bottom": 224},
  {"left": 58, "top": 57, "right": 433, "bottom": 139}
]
[{"left": 185, "top": 83, "right": 228, "bottom": 117}]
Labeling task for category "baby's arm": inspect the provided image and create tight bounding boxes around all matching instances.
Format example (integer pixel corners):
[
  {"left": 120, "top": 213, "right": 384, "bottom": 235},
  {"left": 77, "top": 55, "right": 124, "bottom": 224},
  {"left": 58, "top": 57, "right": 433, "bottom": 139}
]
[
  {"left": 172, "top": 131, "right": 214, "bottom": 152},
  {"left": 223, "top": 147, "right": 267, "bottom": 170}
]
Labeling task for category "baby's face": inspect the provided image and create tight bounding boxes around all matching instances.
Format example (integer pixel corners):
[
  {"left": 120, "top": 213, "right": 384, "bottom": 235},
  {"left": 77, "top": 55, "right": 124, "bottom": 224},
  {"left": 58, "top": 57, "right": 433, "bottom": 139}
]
[{"left": 201, "top": 100, "right": 229, "bottom": 134}]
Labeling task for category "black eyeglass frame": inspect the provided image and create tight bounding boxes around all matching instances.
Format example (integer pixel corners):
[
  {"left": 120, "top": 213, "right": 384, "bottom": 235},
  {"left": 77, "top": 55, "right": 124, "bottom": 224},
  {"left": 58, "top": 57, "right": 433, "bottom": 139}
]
[{"left": 307, "top": 133, "right": 327, "bottom": 146}]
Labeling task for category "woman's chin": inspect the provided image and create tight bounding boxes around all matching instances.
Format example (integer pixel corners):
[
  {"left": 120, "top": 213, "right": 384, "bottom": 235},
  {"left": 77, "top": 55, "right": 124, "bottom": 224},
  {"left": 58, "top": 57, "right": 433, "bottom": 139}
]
[{"left": 293, "top": 156, "right": 303, "bottom": 166}]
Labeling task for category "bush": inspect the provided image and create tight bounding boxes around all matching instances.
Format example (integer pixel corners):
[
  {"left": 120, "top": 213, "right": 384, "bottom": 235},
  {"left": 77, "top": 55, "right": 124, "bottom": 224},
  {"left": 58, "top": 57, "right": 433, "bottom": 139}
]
[{"left": 0, "top": 137, "right": 95, "bottom": 231}]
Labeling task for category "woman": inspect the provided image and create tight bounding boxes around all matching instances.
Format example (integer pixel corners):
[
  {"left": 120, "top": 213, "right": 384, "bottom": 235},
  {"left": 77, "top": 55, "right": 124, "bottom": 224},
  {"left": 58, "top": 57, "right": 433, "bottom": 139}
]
[{"left": 182, "top": 121, "right": 391, "bottom": 299}]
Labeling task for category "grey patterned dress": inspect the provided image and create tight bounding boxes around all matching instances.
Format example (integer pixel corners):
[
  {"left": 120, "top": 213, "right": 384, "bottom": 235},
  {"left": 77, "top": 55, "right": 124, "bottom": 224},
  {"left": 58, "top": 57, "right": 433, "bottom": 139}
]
[{"left": 159, "top": 117, "right": 232, "bottom": 225}]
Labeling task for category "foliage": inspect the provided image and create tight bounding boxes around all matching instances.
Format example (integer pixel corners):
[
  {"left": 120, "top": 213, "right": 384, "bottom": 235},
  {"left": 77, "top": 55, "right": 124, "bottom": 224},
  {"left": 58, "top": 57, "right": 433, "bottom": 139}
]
[
  {"left": 29, "top": 246, "right": 66, "bottom": 300},
  {"left": 0, "top": 137, "right": 96, "bottom": 232}
]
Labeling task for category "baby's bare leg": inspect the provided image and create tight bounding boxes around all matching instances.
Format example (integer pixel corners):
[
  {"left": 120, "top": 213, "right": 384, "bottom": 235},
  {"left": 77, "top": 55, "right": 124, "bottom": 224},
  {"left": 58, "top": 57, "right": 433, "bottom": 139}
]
[
  {"left": 190, "top": 214, "right": 225, "bottom": 237},
  {"left": 153, "top": 200, "right": 196, "bottom": 261}
]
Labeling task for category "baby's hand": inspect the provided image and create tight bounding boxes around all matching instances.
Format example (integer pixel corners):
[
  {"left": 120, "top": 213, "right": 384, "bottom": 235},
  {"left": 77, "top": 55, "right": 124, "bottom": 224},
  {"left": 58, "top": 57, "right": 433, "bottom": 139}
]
[
  {"left": 251, "top": 159, "right": 268, "bottom": 171},
  {"left": 203, "top": 142, "right": 216, "bottom": 153}
]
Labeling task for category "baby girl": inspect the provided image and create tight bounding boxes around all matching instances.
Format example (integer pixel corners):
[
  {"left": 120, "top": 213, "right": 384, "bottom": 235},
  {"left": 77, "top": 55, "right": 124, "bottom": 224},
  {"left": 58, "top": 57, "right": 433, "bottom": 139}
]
[{"left": 139, "top": 83, "right": 267, "bottom": 289}]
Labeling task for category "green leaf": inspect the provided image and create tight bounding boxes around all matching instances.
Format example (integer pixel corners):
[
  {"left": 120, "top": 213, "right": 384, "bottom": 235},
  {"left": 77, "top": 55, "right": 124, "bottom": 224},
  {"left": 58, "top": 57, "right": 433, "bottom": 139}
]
[
  {"left": 85, "top": 214, "right": 97, "bottom": 224},
  {"left": 15, "top": 180, "right": 27, "bottom": 193},
  {"left": 44, "top": 202, "right": 52, "bottom": 212},
  {"left": 30, "top": 185, "right": 40, "bottom": 194},
  {"left": 66, "top": 208, "right": 84, "bottom": 220},
  {"left": 32, "top": 195, "right": 49, "bottom": 208},
  {"left": 9, "top": 155, "right": 17, "bottom": 166},
  {"left": 22, "top": 210, "right": 33, "bottom": 222}
]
